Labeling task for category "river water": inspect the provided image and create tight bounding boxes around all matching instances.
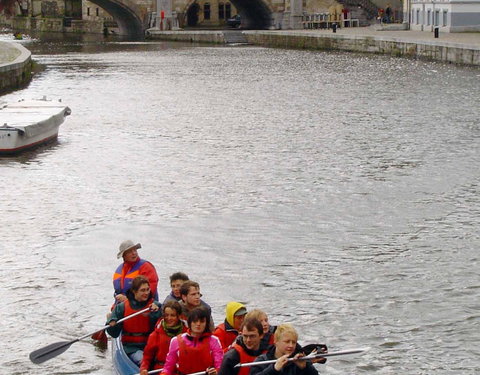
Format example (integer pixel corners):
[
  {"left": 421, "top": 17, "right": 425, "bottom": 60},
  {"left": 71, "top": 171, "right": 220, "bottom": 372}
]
[{"left": 0, "top": 32, "right": 479, "bottom": 375}]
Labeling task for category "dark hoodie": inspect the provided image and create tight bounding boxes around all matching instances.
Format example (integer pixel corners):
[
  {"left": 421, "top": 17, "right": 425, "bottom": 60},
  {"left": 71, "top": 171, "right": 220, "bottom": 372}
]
[
  {"left": 250, "top": 344, "right": 319, "bottom": 375},
  {"left": 218, "top": 335, "right": 265, "bottom": 375}
]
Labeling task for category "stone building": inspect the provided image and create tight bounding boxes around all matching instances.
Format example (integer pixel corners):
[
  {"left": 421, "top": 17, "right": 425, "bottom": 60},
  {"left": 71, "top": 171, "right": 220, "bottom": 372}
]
[
  {"left": 407, "top": 0, "right": 480, "bottom": 32},
  {"left": 1, "top": 0, "right": 118, "bottom": 34},
  {"left": 184, "top": 0, "right": 238, "bottom": 27}
]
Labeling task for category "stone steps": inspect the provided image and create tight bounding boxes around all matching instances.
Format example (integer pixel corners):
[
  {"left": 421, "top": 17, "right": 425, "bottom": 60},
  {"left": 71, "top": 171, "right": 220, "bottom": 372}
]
[{"left": 223, "top": 30, "right": 249, "bottom": 44}]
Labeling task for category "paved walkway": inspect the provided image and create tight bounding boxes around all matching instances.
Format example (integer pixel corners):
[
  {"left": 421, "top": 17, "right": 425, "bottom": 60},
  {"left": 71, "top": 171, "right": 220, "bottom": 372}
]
[
  {"left": 282, "top": 25, "right": 480, "bottom": 48},
  {"left": 0, "top": 41, "right": 22, "bottom": 65}
]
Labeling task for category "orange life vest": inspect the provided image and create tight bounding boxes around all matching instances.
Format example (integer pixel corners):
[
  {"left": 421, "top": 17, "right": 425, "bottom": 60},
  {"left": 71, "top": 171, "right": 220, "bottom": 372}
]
[
  {"left": 232, "top": 342, "right": 258, "bottom": 375},
  {"left": 214, "top": 323, "right": 238, "bottom": 352},
  {"left": 177, "top": 334, "right": 214, "bottom": 374},
  {"left": 122, "top": 298, "right": 153, "bottom": 344}
]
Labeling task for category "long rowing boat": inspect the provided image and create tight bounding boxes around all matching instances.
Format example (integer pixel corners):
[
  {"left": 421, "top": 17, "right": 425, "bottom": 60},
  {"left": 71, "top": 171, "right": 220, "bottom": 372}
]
[{"left": 112, "top": 335, "right": 141, "bottom": 375}]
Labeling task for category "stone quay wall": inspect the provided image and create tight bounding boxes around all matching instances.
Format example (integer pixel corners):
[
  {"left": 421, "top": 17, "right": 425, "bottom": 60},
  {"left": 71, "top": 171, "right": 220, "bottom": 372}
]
[
  {"left": 145, "top": 30, "right": 227, "bottom": 43},
  {"left": 147, "top": 30, "right": 480, "bottom": 67},
  {"left": 243, "top": 31, "right": 480, "bottom": 66},
  {"left": 0, "top": 42, "right": 33, "bottom": 94}
]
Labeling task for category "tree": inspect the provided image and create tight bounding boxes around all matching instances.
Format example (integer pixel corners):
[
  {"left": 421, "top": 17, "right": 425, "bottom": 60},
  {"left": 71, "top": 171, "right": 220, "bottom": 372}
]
[{"left": 0, "top": 0, "right": 27, "bottom": 17}]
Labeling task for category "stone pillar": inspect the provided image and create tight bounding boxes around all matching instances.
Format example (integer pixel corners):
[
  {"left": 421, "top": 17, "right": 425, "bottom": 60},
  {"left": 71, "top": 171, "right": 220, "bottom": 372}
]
[
  {"left": 403, "top": 0, "right": 411, "bottom": 29},
  {"left": 289, "top": 0, "right": 303, "bottom": 29}
]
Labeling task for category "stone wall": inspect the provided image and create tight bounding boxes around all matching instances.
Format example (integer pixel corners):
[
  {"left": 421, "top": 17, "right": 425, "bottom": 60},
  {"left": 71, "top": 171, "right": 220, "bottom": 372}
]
[
  {"left": 0, "top": 42, "right": 33, "bottom": 93},
  {"left": 145, "top": 29, "right": 227, "bottom": 42},
  {"left": 146, "top": 29, "right": 480, "bottom": 66},
  {"left": 243, "top": 30, "right": 480, "bottom": 65}
]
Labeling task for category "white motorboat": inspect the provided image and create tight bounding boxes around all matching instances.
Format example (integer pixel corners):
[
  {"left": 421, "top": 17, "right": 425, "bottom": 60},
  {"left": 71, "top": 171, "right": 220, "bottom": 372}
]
[{"left": 0, "top": 98, "right": 71, "bottom": 155}]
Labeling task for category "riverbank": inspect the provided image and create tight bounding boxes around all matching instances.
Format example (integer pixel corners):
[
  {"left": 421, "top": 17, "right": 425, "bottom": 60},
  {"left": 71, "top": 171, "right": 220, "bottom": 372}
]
[
  {"left": 0, "top": 41, "right": 33, "bottom": 93},
  {"left": 147, "top": 26, "right": 480, "bottom": 67}
]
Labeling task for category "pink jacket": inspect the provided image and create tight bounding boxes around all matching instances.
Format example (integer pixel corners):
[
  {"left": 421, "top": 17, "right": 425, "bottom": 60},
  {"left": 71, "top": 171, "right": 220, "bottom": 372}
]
[{"left": 162, "top": 332, "right": 224, "bottom": 375}]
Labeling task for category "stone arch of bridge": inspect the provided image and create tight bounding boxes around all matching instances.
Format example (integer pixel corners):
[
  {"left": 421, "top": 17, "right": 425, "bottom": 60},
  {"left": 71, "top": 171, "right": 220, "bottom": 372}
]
[
  {"left": 88, "top": 0, "right": 147, "bottom": 37},
  {"left": 182, "top": 0, "right": 273, "bottom": 29}
]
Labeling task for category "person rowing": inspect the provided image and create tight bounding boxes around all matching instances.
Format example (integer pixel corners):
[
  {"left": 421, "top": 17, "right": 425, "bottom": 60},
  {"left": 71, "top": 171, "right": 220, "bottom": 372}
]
[
  {"left": 214, "top": 302, "right": 248, "bottom": 352},
  {"left": 161, "top": 307, "right": 224, "bottom": 375},
  {"left": 163, "top": 272, "right": 189, "bottom": 304},
  {"left": 107, "top": 275, "right": 162, "bottom": 366},
  {"left": 179, "top": 280, "right": 215, "bottom": 331},
  {"left": 139, "top": 301, "right": 187, "bottom": 375},
  {"left": 244, "top": 309, "right": 277, "bottom": 352},
  {"left": 249, "top": 324, "right": 325, "bottom": 375},
  {"left": 218, "top": 317, "right": 265, "bottom": 375}
]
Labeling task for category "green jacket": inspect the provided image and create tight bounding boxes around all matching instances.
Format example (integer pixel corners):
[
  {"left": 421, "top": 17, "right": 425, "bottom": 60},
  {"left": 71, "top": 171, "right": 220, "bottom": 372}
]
[{"left": 106, "top": 296, "right": 162, "bottom": 354}]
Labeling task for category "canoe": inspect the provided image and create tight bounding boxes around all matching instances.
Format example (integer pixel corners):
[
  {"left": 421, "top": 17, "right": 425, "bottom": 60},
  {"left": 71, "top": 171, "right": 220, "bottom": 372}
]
[
  {"left": 112, "top": 336, "right": 140, "bottom": 375},
  {"left": 0, "top": 98, "right": 71, "bottom": 155}
]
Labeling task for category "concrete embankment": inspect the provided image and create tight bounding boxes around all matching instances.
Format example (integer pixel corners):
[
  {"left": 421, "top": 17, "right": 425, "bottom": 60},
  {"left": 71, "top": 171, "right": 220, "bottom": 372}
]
[
  {"left": 0, "top": 41, "right": 33, "bottom": 93},
  {"left": 147, "top": 28, "right": 480, "bottom": 67}
]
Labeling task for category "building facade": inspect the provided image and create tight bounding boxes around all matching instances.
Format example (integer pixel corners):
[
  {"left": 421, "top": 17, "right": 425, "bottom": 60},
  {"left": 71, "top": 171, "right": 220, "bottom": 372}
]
[{"left": 408, "top": 0, "right": 480, "bottom": 32}]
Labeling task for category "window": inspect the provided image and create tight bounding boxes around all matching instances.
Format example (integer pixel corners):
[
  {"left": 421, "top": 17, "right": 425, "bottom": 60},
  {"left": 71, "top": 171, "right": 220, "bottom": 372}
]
[
  {"left": 225, "top": 3, "right": 231, "bottom": 19},
  {"left": 442, "top": 10, "right": 447, "bottom": 26},
  {"left": 427, "top": 10, "right": 431, "bottom": 25},
  {"left": 87, "top": 7, "right": 90, "bottom": 16},
  {"left": 96, "top": 7, "right": 99, "bottom": 16},
  {"left": 416, "top": 9, "right": 420, "bottom": 24},
  {"left": 219, "top": 2, "right": 224, "bottom": 19},
  {"left": 204, "top": 3, "right": 210, "bottom": 20},
  {"left": 434, "top": 10, "right": 439, "bottom": 26}
]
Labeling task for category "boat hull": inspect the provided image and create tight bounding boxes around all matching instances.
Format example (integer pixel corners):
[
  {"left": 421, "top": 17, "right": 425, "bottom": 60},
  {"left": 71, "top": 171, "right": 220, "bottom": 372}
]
[
  {"left": 0, "top": 126, "right": 60, "bottom": 154},
  {"left": 0, "top": 99, "right": 71, "bottom": 155},
  {"left": 112, "top": 336, "right": 140, "bottom": 375}
]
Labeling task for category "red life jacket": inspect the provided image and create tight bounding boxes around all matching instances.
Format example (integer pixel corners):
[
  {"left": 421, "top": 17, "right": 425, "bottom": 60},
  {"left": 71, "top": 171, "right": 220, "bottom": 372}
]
[
  {"left": 152, "top": 323, "right": 187, "bottom": 369},
  {"left": 122, "top": 298, "right": 153, "bottom": 344},
  {"left": 113, "top": 259, "right": 147, "bottom": 295},
  {"left": 177, "top": 334, "right": 214, "bottom": 374},
  {"left": 232, "top": 342, "right": 258, "bottom": 375},
  {"left": 214, "top": 323, "right": 238, "bottom": 352}
]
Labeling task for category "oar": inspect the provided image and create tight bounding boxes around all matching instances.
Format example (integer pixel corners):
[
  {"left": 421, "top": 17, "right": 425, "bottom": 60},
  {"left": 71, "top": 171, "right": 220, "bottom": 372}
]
[
  {"left": 29, "top": 306, "right": 152, "bottom": 364},
  {"left": 133, "top": 368, "right": 162, "bottom": 375},
  {"left": 234, "top": 347, "right": 370, "bottom": 368},
  {"left": 135, "top": 369, "right": 208, "bottom": 375}
]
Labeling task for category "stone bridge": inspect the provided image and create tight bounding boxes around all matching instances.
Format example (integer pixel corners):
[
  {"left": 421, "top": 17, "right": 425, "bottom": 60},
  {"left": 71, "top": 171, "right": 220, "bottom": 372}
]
[
  {"left": 88, "top": 0, "right": 155, "bottom": 37},
  {"left": 98, "top": 0, "right": 304, "bottom": 37}
]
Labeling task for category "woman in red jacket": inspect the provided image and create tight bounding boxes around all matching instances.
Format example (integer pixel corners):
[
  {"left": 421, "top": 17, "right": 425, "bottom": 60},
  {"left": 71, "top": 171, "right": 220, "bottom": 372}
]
[{"left": 140, "top": 301, "right": 187, "bottom": 375}]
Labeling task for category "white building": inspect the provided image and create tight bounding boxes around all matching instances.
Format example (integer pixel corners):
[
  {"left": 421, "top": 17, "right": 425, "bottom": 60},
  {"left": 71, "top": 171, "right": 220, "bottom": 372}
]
[{"left": 407, "top": 0, "right": 480, "bottom": 32}]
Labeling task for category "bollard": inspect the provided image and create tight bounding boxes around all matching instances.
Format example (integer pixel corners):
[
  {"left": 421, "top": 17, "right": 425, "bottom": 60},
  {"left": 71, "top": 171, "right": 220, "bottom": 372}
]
[
  {"left": 332, "top": 23, "right": 337, "bottom": 33},
  {"left": 434, "top": 27, "right": 439, "bottom": 38}
]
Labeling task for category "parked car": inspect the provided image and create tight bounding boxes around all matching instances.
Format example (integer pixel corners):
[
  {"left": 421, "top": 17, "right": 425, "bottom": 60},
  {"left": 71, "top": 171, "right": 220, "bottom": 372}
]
[{"left": 227, "top": 14, "right": 241, "bottom": 28}]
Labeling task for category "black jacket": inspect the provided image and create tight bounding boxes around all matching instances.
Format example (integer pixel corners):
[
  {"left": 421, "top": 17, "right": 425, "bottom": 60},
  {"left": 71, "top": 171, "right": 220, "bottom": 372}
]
[
  {"left": 249, "top": 344, "right": 319, "bottom": 375},
  {"left": 218, "top": 335, "right": 265, "bottom": 375}
]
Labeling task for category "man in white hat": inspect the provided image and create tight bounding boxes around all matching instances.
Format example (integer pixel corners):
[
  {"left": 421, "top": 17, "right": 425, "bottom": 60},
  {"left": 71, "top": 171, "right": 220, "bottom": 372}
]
[{"left": 112, "top": 240, "right": 159, "bottom": 304}]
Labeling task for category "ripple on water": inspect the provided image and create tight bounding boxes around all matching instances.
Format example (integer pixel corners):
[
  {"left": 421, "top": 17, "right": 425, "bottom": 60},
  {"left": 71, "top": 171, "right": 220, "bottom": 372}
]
[{"left": 1, "top": 35, "right": 479, "bottom": 374}]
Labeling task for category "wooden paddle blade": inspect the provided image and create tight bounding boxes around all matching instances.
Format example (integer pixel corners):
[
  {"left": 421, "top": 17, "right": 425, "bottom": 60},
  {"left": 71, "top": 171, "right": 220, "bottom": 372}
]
[{"left": 29, "top": 340, "right": 73, "bottom": 364}]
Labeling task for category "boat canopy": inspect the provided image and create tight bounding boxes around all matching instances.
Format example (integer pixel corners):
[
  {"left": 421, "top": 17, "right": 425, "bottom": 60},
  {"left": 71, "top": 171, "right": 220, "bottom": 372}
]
[{"left": 0, "top": 101, "right": 71, "bottom": 138}]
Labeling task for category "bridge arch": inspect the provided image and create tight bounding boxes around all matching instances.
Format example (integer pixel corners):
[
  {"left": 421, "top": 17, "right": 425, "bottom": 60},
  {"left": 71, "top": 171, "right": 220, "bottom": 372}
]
[
  {"left": 230, "top": 0, "right": 273, "bottom": 29},
  {"left": 88, "top": 0, "right": 147, "bottom": 37},
  {"left": 181, "top": 0, "right": 273, "bottom": 29}
]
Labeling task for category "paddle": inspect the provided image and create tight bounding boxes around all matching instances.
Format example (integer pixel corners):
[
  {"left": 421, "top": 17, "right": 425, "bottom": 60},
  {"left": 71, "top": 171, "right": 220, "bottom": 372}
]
[
  {"left": 29, "top": 306, "right": 152, "bottom": 364},
  {"left": 136, "top": 370, "right": 212, "bottom": 375},
  {"left": 234, "top": 347, "right": 370, "bottom": 368},
  {"left": 136, "top": 368, "right": 220, "bottom": 375}
]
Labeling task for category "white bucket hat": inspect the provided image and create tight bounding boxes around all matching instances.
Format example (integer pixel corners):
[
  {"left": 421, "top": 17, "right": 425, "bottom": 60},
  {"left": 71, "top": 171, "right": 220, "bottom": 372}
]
[{"left": 117, "top": 240, "right": 141, "bottom": 259}]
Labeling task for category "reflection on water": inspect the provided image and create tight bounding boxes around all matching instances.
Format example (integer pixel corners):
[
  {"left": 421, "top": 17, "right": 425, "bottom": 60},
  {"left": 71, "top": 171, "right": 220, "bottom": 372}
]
[
  {"left": 0, "top": 140, "right": 63, "bottom": 165},
  {"left": 0, "top": 32, "right": 479, "bottom": 374}
]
